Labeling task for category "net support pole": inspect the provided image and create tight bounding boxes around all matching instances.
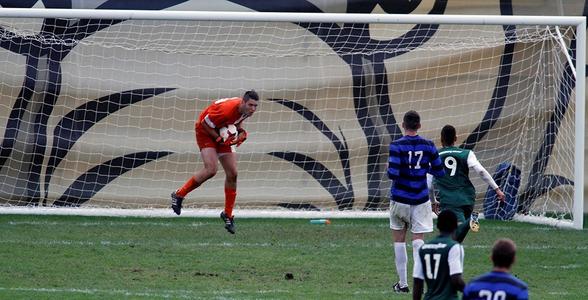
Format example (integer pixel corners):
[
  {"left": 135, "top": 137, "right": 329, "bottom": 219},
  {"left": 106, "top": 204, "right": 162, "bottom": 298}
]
[{"left": 573, "top": 19, "right": 585, "bottom": 230}]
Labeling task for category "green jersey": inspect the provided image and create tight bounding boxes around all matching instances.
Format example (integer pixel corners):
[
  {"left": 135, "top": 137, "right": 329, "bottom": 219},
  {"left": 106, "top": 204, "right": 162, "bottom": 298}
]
[
  {"left": 434, "top": 146, "right": 476, "bottom": 206},
  {"left": 414, "top": 235, "right": 464, "bottom": 300}
]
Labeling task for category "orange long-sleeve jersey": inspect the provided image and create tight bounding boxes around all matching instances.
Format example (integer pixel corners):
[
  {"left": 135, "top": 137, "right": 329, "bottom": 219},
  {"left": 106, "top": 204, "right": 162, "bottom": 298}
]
[{"left": 197, "top": 97, "right": 250, "bottom": 131}]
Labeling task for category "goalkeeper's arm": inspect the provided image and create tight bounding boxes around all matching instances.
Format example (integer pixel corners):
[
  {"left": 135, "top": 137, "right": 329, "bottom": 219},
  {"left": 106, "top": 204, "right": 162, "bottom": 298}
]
[
  {"left": 235, "top": 125, "right": 247, "bottom": 147},
  {"left": 201, "top": 119, "right": 234, "bottom": 145},
  {"left": 201, "top": 119, "right": 221, "bottom": 141}
]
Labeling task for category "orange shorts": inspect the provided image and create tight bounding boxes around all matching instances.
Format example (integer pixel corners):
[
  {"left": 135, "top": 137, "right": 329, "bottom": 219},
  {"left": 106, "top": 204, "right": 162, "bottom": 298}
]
[{"left": 195, "top": 125, "right": 234, "bottom": 154}]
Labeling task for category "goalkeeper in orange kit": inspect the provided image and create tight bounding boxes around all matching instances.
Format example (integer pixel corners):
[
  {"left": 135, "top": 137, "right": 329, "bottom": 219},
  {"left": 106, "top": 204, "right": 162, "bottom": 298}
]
[{"left": 171, "top": 90, "right": 259, "bottom": 234}]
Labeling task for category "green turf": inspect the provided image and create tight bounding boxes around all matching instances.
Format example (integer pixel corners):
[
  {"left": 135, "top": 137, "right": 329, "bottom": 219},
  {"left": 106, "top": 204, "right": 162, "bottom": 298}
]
[{"left": 0, "top": 214, "right": 586, "bottom": 299}]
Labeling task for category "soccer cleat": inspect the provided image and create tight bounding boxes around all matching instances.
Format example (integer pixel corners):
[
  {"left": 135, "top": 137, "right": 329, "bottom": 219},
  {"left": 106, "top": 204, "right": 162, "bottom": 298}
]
[
  {"left": 392, "top": 282, "right": 410, "bottom": 293},
  {"left": 220, "top": 211, "right": 236, "bottom": 234},
  {"left": 469, "top": 212, "right": 480, "bottom": 232},
  {"left": 171, "top": 192, "right": 184, "bottom": 215}
]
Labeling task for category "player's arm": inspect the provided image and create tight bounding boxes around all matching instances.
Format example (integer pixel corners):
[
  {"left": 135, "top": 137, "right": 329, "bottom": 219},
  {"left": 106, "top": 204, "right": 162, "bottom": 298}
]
[
  {"left": 467, "top": 152, "right": 505, "bottom": 202},
  {"left": 448, "top": 244, "right": 466, "bottom": 292},
  {"left": 450, "top": 274, "right": 465, "bottom": 292},
  {"left": 234, "top": 123, "right": 248, "bottom": 146},
  {"left": 201, "top": 117, "right": 222, "bottom": 142},
  {"left": 428, "top": 147, "right": 445, "bottom": 178},
  {"left": 387, "top": 144, "right": 401, "bottom": 180},
  {"left": 427, "top": 174, "right": 440, "bottom": 215},
  {"left": 412, "top": 278, "right": 424, "bottom": 300},
  {"left": 201, "top": 115, "right": 235, "bottom": 145},
  {"left": 412, "top": 254, "right": 425, "bottom": 300},
  {"left": 518, "top": 288, "right": 529, "bottom": 300},
  {"left": 461, "top": 285, "right": 472, "bottom": 300}
]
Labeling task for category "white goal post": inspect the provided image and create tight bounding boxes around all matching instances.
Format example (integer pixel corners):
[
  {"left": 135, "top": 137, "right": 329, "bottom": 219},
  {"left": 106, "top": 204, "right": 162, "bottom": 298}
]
[{"left": 0, "top": 9, "right": 584, "bottom": 229}]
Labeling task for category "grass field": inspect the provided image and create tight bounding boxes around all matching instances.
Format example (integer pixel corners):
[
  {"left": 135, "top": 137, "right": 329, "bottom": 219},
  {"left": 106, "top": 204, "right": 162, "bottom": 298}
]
[{"left": 0, "top": 214, "right": 586, "bottom": 299}]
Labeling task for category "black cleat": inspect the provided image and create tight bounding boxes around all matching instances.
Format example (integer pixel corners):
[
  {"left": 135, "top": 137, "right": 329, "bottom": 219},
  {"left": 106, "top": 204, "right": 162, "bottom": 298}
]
[
  {"left": 220, "top": 211, "right": 235, "bottom": 234},
  {"left": 171, "top": 192, "right": 184, "bottom": 215},
  {"left": 393, "top": 282, "right": 410, "bottom": 293}
]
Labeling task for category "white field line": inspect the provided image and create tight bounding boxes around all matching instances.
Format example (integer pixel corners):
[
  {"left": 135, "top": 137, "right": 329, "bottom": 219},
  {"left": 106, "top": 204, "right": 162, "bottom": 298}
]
[
  {"left": 0, "top": 287, "right": 195, "bottom": 299},
  {"left": 0, "top": 207, "right": 388, "bottom": 218},
  {"left": 466, "top": 244, "right": 588, "bottom": 250},
  {"left": 0, "top": 286, "right": 294, "bottom": 298},
  {"left": 1, "top": 219, "right": 391, "bottom": 228},
  {"left": 0, "top": 238, "right": 391, "bottom": 249},
  {"left": 4, "top": 220, "right": 210, "bottom": 227},
  {"left": 0, "top": 237, "right": 586, "bottom": 252},
  {"left": 539, "top": 264, "right": 582, "bottom": 269},
  {"left": 1, "top": 219, "right": 568, "bottom": 232}
]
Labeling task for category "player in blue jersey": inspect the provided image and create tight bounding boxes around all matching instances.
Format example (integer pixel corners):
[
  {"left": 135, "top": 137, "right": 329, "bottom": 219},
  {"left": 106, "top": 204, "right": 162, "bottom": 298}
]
[
  {"left": 463, "top": 238, "right": 528, "bottom": 300},
  {"left": 413, "top": 210, "right": 465, "bottom": 300},
  {"left": 388, "top": 110, "right": 445, "bottom": 293}
]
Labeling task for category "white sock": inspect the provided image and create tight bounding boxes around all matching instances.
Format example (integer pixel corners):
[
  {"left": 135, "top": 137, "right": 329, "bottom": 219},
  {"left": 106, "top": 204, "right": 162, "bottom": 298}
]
[
  {"left": 394, "top": 242, "right": 408, "bottom": 287},
  {"left": 412, "top": 239, "right": 425, "bottom": 277}
]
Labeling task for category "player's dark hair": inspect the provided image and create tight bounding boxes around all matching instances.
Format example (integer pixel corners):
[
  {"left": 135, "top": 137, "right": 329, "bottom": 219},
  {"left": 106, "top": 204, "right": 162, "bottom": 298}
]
[
  {"left": 243, "top": 90, "right": 259, "bottom": 102},
  {"left": 437, "top": 210, "right": 458, "bottom": 233},
  {"left": 403, "top": 110, "right": 420, "bottom": 130},
  {"left": 441, "top": 125, "right": 457, "bottom": 147},
  {"left": 491, "top": 238, "right": 517, "bottom": 268}
]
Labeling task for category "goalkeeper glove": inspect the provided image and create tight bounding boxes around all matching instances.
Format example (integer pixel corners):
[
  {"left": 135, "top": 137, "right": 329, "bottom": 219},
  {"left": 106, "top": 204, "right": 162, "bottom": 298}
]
[
  {"left": 216, "top": 135, "right": 236, "bottom": 146},
  {"left": 236, "top": 128, "right": 247, "bottom": 147}
]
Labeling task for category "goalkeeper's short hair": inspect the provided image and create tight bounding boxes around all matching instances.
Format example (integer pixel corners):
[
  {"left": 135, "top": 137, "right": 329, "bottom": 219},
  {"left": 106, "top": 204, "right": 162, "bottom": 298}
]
[{"left": 243, "top": 90, "right": 259, "bottom": 102}]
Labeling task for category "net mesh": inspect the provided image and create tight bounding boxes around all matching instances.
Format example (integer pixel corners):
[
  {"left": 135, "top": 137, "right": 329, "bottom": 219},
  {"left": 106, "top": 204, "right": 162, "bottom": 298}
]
[{"left": 0, "top": 16, "right": 578, "bottom": 223}]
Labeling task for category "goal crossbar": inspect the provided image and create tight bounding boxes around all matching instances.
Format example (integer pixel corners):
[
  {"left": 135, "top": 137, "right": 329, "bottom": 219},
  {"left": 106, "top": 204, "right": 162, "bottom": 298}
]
[{"left": 0, "top": 8, "right": 584, "bottom": 26}]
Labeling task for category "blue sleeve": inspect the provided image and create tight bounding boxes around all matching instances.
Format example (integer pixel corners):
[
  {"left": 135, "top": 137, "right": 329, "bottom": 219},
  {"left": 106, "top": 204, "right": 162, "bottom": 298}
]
[
  {"left": 462, "top": 285, "right": 472, "bottom": 300},
  {"left": 518, "top": 289, "right": 529, "bottom": 300},
  {"left": 429, "top": 146, "right": 445, "bottom": 177},
  {"left": 388, "top": 143, "right": 401, "bottom": 180}
]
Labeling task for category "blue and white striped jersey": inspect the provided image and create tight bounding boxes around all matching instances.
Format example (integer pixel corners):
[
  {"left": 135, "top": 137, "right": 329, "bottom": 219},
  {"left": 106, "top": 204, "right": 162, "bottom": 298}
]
[{"left": 388, "top": 135, "right": 444, "bottom": 205}]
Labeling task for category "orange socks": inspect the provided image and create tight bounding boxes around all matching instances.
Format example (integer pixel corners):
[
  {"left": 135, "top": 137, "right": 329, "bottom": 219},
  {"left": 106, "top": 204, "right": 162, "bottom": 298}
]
[
  {"left": 177, "top": 177, "right": 236, "bottom": 217},
  {"left": 176, "top": 176, "right": 200, "bottom": 198},
  {"left": 224, "top": 187, "right": 237, "bottom": 217}
]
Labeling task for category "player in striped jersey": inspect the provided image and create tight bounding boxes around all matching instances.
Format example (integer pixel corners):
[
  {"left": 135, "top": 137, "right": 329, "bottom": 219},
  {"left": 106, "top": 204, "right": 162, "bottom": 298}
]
[
  {"left": 413, "top": 210, "right": 465, "bottom": 300},
  {"left": 463, "top": 239, "right": 528, "bottom": 300},
  {"left": 171, "top": 90, "right": 259, "bottom": 234},
  {"left": 433, "top": 125, "right": 505, "bottom": 242},
  {"left": 388, "top": 110, "right": 445, "bottom": 293}
]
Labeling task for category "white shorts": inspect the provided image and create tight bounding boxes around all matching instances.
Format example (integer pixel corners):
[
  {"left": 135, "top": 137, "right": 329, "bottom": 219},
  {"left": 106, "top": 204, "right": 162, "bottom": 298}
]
[{"left": 389, "top": 201, "right": 433, "bottom": 233}]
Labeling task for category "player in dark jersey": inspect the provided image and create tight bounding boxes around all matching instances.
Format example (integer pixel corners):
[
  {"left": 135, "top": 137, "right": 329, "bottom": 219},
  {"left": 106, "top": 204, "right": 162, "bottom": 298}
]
[
  {"left": 413, "top": 210, "right": 465, "bottom": 300},
  {"left": 463, "top": 239, "right": 528, "bottom": 300},
  {"left": 388, "top": 110, "right": 445, "bottom": 293},
  {"left": 433, "top": 125, "right": 505, "bottom": 242}
]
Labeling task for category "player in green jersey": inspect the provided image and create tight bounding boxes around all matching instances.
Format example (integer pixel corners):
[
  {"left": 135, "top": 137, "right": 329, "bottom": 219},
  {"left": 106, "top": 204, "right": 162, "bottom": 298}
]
[
  {"left": 413, "top": 210, "right": 465, "bottom": 300},
  {"left": 433, "top": 125, "right": 505, "bottom": 242}
]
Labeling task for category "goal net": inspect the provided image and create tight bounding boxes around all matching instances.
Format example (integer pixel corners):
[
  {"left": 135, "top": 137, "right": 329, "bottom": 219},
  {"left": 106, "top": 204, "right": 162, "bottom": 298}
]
[{"left": 0, "top": 10, "right": 584, "bottom": 228}]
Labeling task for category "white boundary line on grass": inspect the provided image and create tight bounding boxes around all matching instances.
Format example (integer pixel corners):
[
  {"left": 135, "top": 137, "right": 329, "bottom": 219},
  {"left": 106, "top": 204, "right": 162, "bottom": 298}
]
[
  {"left": 0, "top": 286, "right": 296, "bottom": 298},
  {"left": 0, "top": 206, "right": 388, "bottom": 218},
  {"left": 0, "top": 287, "right": 196, "bottom": 299}
]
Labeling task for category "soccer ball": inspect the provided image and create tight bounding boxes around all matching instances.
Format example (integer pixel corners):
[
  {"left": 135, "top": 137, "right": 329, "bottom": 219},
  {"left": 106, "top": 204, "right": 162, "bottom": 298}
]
[{"left": 219, "top": 124, "right": 238, "bottom": 142}]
